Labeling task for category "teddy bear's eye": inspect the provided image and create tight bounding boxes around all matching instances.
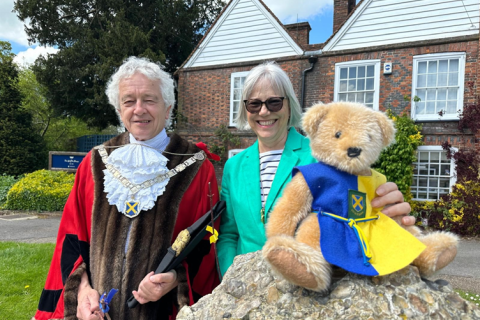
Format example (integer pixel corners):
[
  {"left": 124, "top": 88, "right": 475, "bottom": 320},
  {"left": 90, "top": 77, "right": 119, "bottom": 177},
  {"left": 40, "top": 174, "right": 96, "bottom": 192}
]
[{"left": 335, "top": 131, "right": 342, "bottom": 138}]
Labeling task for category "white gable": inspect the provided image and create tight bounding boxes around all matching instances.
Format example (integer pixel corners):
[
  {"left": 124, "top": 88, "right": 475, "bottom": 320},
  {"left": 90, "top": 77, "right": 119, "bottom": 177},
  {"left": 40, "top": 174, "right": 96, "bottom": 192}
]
[
  {"left": 323, "top": 0, "right": 480, "bottom": 52},
  {"left": 184, "top": 0, "right": 303, "bottom": 68}
]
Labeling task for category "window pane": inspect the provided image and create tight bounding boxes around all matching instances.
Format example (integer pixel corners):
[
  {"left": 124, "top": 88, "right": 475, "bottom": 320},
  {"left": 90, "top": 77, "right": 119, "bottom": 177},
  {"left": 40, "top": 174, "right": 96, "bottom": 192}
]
[
  {"left": 426, "top": 101, "right": 435, "bottom": 114},
  {"left": 448, "top": 72, "right": 458, "bottom": 86},
  {"left": 347, "top": 93, "right": 356, "bottom": 101},
  {"left": 419, "top": 152, "right": 428, "bottom": 162},
  {"left": 436, "top": 101, "right": 446, "bottom": 113},
  {"left": 431, "top": 163, "right": 440, "bottom": 174},
  {"left": 233, "top": 89, "right": 241, "bottom": 100},
  {"left": 357, "top": 79, "right": 365, "bottom": 91},
  {"left": 439, "top": 178, "right": 450, "bottom": 188},
  {"left": 356, "top": 92, "right": 365, "bottom": 103},
  {"left": 437, "top": 88, "right": 447, "bottom": 101},
  {"left": 358, "top": 66, "right": 365, "bottom": 78},
  {"left": 419, "top": 178, "right": 428, "bottom": 186},
  {"left": 348, "top": 80, "right": 356, "bottom": 91},
  {"left": 339, "top": 93, "right": 347, "bottom": 101},
  {"left": 365, "top": 103, "right": 373, "bottom": 109},
  {"left": 427, "top": 74, "right": 436, "bottom": 87},
  {"left": 416, "top": 89, "right": 426, "bottom": 101},
  {"left": 234, "top": 77, "right": 240, "bottom": 88},
  {"left": 416, "top": 102, "right": 425, "bottom": 114},
  {"left": 233, "top": 101, "right": 239, "bottom": 112},
  {"left": 366, "top": 92, "right": 374, "bottom": 103},
  {"left": 446, "top": 100, "right": 457, "bottom": 114},
  {"left": 426, "top": 89, "right": 436, "bottom": 101},
  {"left": 349, "top": 67, "right": 357, "bottom": 78},
  {"left": 438, "top": 60, "right": 448, "bottom": 72},
  {"left": 448, "top": 88, "right": 458, "bottom": 100},
  {"left": 240, "top": 77, "right": 246, "bottom": 86},
  {"left": 431, "top": 152, "right": 439, "bottom": 162},
  {"left": 366, "top": 78, "right": 374, "bottom": 90},
  {"left": 367, "top": 65, "right": 374, "bottom": 77},
  {"left": 441, "top": 165, "right": 450, "bottom": 175},
  {"left": 340, "top": 68, "right": 348, "bottom": 79},
  {"left": 438, "top": 73, "right": 448, "bottom": 86},
  {"left": 428, "top": 61, "right": 437, "bottom": 73},
  {"left": 441, "top": 152, "right": 449, "bottom": 162},
  {"left": 340, "top": 80, "right": 347, "bottom": 92},
  {"left": 449, "top": 59, "right": 459, "bottom": 72},
  {"left": 418, "top": 61, "right": 427, "bottom": 74},
  {"left": 417, "top": 74, "right": 426, "bottom": 87},
  {"left": 429, "top": 178, "right": 438, "bottom": 187}
]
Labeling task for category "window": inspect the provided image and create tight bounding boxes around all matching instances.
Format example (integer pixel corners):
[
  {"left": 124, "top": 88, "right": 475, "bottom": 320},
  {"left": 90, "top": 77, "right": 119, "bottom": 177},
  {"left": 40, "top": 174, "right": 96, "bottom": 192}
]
[
  {"left": 412, "top": 53, "right": 465, "bottom": 121},
  {"left": 230, "top": 71, "right": 250, "bottom": 126},
  {"left": 334, "top": 60, "right": 380, "bottom": 110},
  {"left": 411, "top": 146, "right": 456, "bottom": 201},
  {"left": 228, "top": 149, "right": 244, "bottom": 158}
]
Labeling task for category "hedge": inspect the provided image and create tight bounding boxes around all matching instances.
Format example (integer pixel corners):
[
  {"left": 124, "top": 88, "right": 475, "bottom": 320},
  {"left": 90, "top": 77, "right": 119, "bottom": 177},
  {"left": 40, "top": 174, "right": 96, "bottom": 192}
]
[
  {"left": 4, "top": 170, "right": 74, "bottom": 211},
  {"left": 0, "top": 174, "right": 19, "bottom": 208}
]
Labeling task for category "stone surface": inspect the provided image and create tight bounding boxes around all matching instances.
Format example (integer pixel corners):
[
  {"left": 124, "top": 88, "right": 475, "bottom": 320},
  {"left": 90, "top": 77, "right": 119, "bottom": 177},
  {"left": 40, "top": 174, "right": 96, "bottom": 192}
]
[{"left": 178, "top": 251, "right": 480, "bottom": 320}]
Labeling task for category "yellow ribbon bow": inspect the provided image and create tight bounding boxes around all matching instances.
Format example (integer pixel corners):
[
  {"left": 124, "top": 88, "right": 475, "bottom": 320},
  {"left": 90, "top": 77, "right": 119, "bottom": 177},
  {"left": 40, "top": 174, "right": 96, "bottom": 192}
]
[{"left": 206, "top": 225, "right": 218, "bottom": 244}]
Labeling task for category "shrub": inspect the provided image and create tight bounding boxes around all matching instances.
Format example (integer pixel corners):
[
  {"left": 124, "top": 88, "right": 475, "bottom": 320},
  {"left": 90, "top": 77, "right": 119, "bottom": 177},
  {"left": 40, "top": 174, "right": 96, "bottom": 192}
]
[
  {"left": 373, "top": 110, "right": 423, "bottom": 201},
  {"left": 0, "top": 174, "right": 19, "bottom": 208},
  {"left": 4, "top": 169, "right": 74, "bottom": 211}
]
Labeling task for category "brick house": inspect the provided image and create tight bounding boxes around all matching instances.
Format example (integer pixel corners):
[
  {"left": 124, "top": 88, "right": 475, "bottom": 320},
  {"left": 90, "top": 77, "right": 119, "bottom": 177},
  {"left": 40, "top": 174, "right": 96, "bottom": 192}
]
[{"left": 175, "top": 0, "right": 480, "bottom": 201}]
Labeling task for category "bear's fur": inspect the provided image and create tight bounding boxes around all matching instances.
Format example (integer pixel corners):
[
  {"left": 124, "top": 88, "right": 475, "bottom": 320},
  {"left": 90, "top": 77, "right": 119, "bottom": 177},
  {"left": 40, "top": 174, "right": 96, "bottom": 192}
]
[{"left": 262, "top": 102, "right": 459, "bottom": 292}]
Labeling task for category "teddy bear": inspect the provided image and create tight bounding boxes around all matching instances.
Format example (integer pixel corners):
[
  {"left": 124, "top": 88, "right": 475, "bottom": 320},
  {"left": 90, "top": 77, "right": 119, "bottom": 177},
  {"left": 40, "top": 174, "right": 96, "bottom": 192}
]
[{"left": 262, "top": 101, "right": 459, "bottom": 292}]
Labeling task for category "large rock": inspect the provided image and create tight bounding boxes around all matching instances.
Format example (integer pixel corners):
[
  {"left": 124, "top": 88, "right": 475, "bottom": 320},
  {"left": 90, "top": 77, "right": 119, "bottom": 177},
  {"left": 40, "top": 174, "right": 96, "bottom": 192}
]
[{"left": 178, "top": 251, "right": 480, "bottom": 320}]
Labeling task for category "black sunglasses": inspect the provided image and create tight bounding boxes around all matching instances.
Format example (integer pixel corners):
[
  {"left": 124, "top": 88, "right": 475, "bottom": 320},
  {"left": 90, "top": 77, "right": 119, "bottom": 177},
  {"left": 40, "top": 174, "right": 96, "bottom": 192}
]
[{"left": 243, "top": 97, "right": 285, "bottom": 114}]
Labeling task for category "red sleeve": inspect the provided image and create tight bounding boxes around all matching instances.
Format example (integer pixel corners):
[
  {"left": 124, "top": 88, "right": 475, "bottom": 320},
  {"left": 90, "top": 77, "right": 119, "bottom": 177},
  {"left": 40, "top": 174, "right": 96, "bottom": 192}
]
[
  {"left": 174, "top": 159, "right": 220, "bottom": 299},
  {"left": 35, "top": 152, "right": 94, "bottom": 320}
]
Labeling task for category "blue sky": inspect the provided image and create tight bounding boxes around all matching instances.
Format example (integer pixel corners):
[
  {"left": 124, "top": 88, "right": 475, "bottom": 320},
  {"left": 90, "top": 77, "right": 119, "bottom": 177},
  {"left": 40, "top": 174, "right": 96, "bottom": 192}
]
[{"left": 1, "top": 0, "right": 336, "bottom": 64}]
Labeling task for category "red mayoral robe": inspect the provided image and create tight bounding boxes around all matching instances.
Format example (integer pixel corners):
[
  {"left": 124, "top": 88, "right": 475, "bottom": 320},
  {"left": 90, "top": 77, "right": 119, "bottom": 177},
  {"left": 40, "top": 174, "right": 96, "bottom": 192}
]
[{"left": 35, "top": 133, "right": 220, "bottom": 320}]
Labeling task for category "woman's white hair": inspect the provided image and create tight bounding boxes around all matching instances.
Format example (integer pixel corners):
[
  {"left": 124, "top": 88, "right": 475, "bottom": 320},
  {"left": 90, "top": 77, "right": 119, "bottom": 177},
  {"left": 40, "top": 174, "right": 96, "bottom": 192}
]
[
  {"left": 105, "top": 56, "right": 175, "bottom": 121},
  {"left": 236, "top": 61, "right": 302, "bottom": 130}
]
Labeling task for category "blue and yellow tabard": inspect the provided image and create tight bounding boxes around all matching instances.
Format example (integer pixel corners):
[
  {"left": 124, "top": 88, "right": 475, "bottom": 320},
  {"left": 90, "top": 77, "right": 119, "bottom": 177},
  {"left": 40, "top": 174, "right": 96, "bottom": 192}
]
[{"left": 293, "top": 162, "right": 426, "bottom": 276}]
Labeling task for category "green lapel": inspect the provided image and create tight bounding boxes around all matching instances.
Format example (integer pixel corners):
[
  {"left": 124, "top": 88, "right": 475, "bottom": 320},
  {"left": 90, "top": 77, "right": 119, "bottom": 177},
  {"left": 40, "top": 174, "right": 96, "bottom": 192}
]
[
  {"left": 242, "top": 140, "right": 263, "bottom": 225},
  {"left": 264, "top": 128, "right": 302, "bottom": 218}
]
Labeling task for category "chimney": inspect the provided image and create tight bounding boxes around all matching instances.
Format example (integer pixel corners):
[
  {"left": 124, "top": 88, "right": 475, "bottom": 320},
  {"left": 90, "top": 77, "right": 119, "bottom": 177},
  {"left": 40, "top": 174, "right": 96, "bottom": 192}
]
[
  {"left": 333, "top": 0, "right": 356, "bottom": 33},
  {"left": 284, "top": 22, "right": 312, "bottom": 48}
]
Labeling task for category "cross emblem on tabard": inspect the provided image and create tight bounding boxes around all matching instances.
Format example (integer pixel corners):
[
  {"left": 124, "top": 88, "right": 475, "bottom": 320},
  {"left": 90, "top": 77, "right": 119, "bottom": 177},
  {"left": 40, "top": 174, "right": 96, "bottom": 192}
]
[
  {"left": 124, "top": 201, "right": 140, "bottom": 218},
  {"left": 348, "top": 190, "right": 366, "bottom": 219}
]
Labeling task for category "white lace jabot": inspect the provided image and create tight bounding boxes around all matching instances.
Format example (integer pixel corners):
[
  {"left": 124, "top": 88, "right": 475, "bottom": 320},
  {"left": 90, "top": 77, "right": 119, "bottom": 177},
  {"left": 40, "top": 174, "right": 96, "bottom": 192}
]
[{"left": 102, "top": 130, "right": 171, "bottom": 214}]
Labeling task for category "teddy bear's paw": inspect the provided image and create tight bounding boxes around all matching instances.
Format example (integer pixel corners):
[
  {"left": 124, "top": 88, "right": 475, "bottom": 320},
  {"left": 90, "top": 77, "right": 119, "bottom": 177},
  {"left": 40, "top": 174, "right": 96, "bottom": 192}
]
[
  {"left": 413, "top": 231, "right": 459, "bottom": 277},
  {"left": 262, "top": 236, "right": 331, "bottom": 292}
]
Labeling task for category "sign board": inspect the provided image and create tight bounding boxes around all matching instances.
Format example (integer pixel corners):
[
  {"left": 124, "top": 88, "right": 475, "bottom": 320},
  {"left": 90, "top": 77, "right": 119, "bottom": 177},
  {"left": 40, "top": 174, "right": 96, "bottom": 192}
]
[{"left": 49, "top": 151, "right": 87, "bottom": 172}]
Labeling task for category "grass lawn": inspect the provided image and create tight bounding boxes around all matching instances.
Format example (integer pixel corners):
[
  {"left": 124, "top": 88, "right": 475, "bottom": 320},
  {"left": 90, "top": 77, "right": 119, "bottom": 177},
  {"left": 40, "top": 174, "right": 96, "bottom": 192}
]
[{"left": 0, "top": 242, "right": 54, "bottom": 320}]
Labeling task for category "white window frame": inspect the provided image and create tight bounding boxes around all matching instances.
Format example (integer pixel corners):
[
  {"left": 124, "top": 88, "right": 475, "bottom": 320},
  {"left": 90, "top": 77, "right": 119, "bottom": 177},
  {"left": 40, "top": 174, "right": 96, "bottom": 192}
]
[
  {"left": 411, "top": 52, "right": 465, "bottom": 121},
  {"left": 228, "top": 149, "right": 244, "bottom": 158},
  {"left": 230, "top": 71, "right": 250, "bottom": 127},
  {"left": 411, "top": 145, "right": 457, "bottom": 201},
  {"left": 334, "top": 59, "right": 381, "bottom": 110}
]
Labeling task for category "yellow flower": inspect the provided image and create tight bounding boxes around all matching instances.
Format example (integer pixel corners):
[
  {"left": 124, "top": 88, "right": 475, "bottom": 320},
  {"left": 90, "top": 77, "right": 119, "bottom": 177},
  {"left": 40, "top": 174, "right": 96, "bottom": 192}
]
[{"left": 25, "top": 285, "right": 30, "bottom": 288}]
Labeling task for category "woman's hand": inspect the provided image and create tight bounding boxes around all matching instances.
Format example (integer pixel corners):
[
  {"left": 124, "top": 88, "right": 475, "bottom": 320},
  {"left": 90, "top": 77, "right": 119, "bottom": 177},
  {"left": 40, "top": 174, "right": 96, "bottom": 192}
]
[
  {"left": 132, "top": 270, "right": 178, "bottom": 304},
  {"left": 371, "top": 182, "right": 415, "bottom": 226}
]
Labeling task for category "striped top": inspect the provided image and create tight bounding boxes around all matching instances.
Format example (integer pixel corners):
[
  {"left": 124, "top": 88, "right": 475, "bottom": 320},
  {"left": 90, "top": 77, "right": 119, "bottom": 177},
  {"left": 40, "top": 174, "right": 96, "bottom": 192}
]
[{"left": 259, "top": 149, "right": 284, "bottom": 207}]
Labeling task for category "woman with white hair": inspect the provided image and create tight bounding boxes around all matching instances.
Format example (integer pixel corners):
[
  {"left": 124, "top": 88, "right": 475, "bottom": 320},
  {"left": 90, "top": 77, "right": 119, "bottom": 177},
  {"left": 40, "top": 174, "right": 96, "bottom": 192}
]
[
  {"left": 34, "top": 56, "right": 220, "bottom": 320},
  {"left": 217, "top": 61, "right": 414, "bottom": 276}
]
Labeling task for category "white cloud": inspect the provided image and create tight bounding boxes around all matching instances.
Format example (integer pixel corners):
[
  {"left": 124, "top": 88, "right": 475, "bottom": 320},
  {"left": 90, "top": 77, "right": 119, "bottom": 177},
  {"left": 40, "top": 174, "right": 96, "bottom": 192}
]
[
  {"left": 14, "top": 46, "right": 59, "bottom": 67},
  {"left": 263, "top": 0, "right": 333, "bottom": 24},
  {"left": 0, "top": 0, "right": 30, "bottom": 46}
]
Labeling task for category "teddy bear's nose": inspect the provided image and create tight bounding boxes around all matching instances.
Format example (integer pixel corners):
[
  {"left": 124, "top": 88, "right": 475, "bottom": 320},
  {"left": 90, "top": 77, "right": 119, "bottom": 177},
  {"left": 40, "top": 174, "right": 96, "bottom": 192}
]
[{"left": 347, "top": 147, "right": 362, "bottom": 158}]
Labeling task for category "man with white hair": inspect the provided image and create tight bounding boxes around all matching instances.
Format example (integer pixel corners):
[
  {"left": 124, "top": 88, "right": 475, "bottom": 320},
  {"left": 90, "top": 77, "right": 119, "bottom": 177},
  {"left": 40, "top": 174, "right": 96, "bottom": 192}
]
[{"left": 34, "top": 57, "right": 220, "bottom": 320}]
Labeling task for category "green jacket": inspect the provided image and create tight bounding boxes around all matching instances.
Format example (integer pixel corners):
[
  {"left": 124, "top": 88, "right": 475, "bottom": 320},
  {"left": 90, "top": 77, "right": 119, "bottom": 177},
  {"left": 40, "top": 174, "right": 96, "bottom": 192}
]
[{"left": 217, "top": 128, "right": 317, "bottom": 275}]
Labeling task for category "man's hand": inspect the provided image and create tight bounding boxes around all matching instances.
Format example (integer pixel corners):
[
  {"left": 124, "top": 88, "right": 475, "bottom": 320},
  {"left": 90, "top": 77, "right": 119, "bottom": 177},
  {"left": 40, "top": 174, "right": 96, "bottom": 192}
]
[
  {"left": 132, "top": 270, "right": 178, "bottom": 304},
  {"left": 371, "top": 182, "right": 415, "bottom": 226},
  {"left": 77, "top": 272, "right": 103, "bottom": 319}
]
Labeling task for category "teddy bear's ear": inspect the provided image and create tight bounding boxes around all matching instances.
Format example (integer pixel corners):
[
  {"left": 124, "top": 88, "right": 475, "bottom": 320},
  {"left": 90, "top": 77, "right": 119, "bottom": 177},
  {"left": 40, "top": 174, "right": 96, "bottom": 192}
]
[
  {"left": 302, "top": 103, "right": 330, "bottom": 137},
  {"left": 375, "top": 112, "right": 397, "bottom": 147}
]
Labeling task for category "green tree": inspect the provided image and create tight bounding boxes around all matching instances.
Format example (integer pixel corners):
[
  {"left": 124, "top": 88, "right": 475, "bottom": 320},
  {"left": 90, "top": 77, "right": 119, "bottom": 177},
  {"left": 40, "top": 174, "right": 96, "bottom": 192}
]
[
  {"left": 0, "top": 41, "right": 47, "bottom": 176},
  {"left": 14, "top": 0, "right": 225, "bottom": 129},
  {"left": 16, "top": 68, "right": 119, "bottom": 151}
]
